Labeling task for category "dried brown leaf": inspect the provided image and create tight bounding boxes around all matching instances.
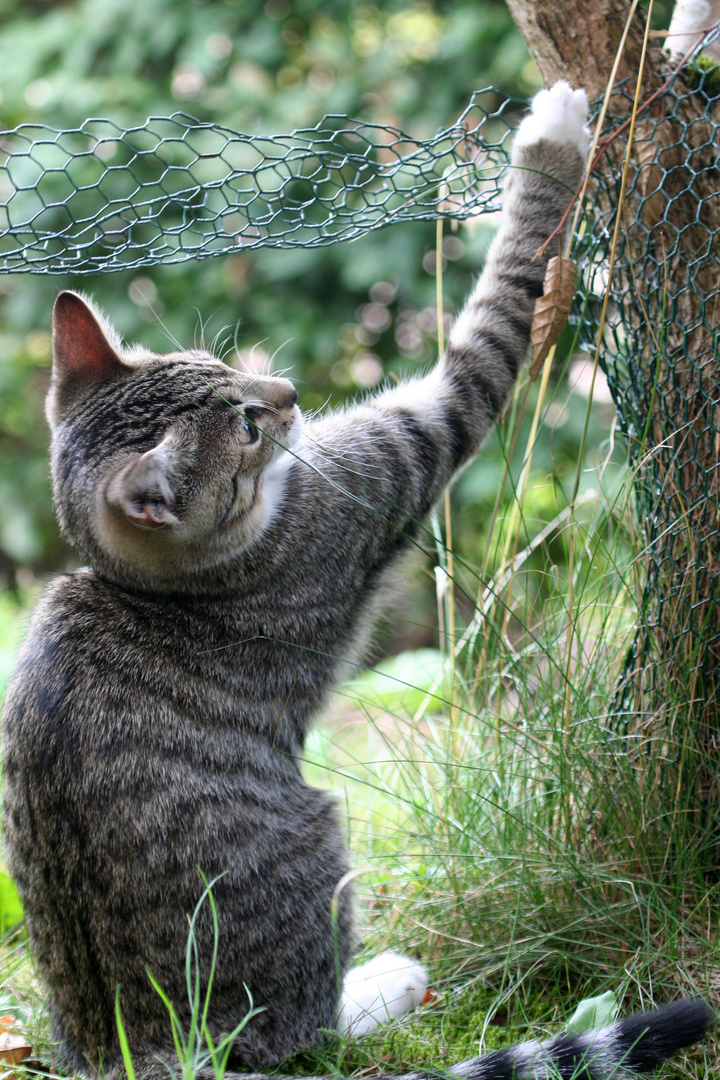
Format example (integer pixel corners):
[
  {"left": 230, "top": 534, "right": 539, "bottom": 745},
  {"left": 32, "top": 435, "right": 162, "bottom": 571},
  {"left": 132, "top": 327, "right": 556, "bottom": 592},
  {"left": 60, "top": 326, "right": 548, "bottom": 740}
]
[
  {"left": 529, "top": 255, "right": 577, "bottom": 380},
  {"left": 0, "top": 1030, "right": 32, "bottom": 1065}
]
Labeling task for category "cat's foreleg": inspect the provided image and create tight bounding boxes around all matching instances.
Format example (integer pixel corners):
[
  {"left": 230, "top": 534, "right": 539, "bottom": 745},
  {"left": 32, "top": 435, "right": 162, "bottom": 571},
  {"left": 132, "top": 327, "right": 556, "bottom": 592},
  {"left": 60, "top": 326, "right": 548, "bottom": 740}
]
[
  {"left": 437, "top": 82, "right": 590, "bottom": 469},
  {"left": 354, "top": 82, "right": 590, "bottom": 526},
  {"left": 336, "top": 951, "right": 429, "bottom": 1036}
]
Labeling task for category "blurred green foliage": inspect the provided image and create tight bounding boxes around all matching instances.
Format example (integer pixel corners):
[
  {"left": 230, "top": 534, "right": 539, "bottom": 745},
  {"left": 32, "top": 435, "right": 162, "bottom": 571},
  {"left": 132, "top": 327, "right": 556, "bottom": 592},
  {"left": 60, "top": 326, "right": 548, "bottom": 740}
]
[{"left": 0, "top": 0, "right": 619, "bottom": 650}]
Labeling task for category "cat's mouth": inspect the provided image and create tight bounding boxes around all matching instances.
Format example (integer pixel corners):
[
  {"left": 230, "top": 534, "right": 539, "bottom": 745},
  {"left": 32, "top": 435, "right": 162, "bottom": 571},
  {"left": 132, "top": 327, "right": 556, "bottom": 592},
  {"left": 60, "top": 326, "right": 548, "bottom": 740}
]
[
  {"left": 283, "top": 404, "right": 303, "bottom": 452},
  {"left": 218, "top": 470, "right": 253, "bottom": 530}
]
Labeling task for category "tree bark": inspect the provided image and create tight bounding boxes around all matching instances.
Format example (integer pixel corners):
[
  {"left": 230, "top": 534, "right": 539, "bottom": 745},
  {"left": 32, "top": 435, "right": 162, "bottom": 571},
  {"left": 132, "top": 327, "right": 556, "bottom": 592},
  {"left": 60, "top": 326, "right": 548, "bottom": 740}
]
[
  {"left": 505, "top": 0, "right": 720, "bottom": 856},
  {"left": 504, "top": 0, "right": 657, "bottom": 97}
]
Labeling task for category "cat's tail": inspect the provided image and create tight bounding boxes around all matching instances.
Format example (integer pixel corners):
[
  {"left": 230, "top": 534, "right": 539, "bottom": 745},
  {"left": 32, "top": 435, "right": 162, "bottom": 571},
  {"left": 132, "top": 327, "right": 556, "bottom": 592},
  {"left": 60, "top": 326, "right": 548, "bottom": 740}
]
[
  {"left": 448, "top": 997, "right": 715, "bottom": 1078},
  {"left": 115, "top": 998, "right": 714, "bottom": 1080}
]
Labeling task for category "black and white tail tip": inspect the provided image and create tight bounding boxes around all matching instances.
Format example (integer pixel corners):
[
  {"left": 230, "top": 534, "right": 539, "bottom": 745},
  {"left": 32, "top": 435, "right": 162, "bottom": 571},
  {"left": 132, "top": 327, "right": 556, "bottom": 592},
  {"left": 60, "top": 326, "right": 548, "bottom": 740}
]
[{"left": 449, "top": 998, "right": 715, "bottom": 1079}]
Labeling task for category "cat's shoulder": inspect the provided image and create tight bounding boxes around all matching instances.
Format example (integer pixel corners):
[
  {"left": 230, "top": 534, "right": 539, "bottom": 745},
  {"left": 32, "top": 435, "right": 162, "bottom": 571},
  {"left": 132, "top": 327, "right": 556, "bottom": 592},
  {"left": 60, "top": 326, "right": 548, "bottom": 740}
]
[
  {"left": 21, "top": 569, "right": 123, "bottom": 634},
  {"left": 5, "top": 572, "right": 130, "bottom": 705}
]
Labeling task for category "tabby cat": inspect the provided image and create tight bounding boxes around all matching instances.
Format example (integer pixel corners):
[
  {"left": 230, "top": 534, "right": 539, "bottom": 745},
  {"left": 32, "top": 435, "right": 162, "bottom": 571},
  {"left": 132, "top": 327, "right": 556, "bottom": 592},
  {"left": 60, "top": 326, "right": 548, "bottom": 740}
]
[{"left": 1, "top": 83, "right": 713, "bottom": 1080}]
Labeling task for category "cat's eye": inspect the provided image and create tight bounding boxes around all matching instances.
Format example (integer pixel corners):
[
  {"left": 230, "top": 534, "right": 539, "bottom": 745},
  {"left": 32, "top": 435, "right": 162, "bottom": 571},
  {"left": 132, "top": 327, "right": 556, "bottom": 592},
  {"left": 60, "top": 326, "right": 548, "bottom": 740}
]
[
  {"left": 239, "top": 415, "right": 259, "bottom": 445},
  {"left": 225, "top": 400, "right": 260, "bottom": 445}
]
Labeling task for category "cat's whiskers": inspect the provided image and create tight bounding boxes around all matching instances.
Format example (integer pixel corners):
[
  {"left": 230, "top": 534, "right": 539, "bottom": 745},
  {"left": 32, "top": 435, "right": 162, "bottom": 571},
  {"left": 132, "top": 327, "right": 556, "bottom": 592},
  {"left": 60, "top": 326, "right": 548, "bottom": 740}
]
[
  {"left": 232, "top": 321, "right": 246, "bottom": 359},
  {"left": 140, "top": 297, "right": 186, "bottom": 353},
  {"left": 209, "top": 323, "right": 233, "bottom": 358},
  {"left": 218, "top": 323, "right": 245, "bottom": 366},
  {"left": 242, "top": 398, "right": 281, "bottom": 416},
  {"left": 302, "top": 396, "right": 332, "bottom": 422},
  {"left": 268, "top": 364, "right": 298, "bottom": 381},
  {"left": 299, "top": 429, "right": 386, "bottom": 479},
  {"left": 193, "top": 307, "right": 224, "bottom": 353},
  {"left": 267, "top": 338, "right": 294, "bottom": 374}
]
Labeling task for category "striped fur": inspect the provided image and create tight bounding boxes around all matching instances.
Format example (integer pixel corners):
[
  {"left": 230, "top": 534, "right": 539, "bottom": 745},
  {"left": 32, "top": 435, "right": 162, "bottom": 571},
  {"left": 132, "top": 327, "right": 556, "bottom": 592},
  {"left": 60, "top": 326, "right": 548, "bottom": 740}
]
[{"left": 2, "top": 84, "right": 712, "bottom": 1080}]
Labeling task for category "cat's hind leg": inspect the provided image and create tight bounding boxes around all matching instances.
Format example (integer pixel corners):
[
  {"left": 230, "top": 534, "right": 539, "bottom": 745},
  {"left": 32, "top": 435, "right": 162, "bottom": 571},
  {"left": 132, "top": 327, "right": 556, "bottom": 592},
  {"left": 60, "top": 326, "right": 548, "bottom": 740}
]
[{"left": 337, "top": 952, "right": 429, "bottom": 1037}]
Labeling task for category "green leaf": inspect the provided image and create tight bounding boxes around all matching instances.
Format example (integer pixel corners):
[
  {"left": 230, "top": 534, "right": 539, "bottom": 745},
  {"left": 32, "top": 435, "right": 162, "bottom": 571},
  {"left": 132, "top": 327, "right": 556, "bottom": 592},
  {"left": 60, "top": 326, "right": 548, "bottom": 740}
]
[
  {"left": 0, "top": 871, "right": 23, "bottom": 933},
  {"left": 115, "top": 985, "right": 137, "bottom": 1080},
  {"left": 564, "top": 990, "right": 619, "bottom": 1035}
]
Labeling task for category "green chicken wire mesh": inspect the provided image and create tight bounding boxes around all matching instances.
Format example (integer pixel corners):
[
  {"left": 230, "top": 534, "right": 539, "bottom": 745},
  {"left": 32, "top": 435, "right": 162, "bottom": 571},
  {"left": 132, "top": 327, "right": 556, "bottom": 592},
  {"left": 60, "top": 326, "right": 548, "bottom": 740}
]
[
  {"left": 0, "top": 90, "right": 513, "bottom": 275},
  {"left": 577, "top": 54, "right": 720, "bottom": 837}
]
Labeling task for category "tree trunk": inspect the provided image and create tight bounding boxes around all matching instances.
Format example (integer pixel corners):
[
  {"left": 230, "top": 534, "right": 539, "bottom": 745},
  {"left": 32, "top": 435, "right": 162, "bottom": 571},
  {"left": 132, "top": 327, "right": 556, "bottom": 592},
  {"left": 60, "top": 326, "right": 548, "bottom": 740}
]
[
  {"left": 505, "top": 0, "right": 720, "bottom": 858},
  {"left": 505, "top": 0, "right": 656, "bottom": 97}
]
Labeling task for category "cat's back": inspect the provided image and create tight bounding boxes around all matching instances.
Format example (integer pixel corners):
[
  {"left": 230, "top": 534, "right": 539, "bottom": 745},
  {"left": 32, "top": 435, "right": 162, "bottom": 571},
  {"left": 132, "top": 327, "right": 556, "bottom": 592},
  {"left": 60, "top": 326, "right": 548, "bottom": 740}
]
[
  {"left": 2, "top": 571, "right": 352, "bottom": 1069},
  {"left": 2, "top": 568, "right": 322, "bottom": 820},
  {"left": 4, "top": 570, "right": 202, "bottom": 774},
  {"left": 2, "top": 570, "right": 203, "bottom": 883},
  {"left": 2, "top": 568, "right": 346, "bottom": 896}
]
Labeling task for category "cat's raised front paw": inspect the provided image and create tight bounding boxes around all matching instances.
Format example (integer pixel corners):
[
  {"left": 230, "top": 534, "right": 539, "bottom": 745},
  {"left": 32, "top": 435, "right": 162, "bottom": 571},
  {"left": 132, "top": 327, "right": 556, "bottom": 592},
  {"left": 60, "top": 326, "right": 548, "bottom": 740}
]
[{"left": 514, "top": 80, "right": 590, "bottom": 156}]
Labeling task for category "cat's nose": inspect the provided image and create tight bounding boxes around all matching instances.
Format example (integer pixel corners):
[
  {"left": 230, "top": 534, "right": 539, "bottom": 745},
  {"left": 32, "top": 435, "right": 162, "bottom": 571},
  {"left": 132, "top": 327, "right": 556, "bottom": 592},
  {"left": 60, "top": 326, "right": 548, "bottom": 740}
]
[
  {"left": 252, "top": 375, "right": 298, "bottom": 410},
  {"left": 276, "top": 378, "right": 298, "bottom": 409}
]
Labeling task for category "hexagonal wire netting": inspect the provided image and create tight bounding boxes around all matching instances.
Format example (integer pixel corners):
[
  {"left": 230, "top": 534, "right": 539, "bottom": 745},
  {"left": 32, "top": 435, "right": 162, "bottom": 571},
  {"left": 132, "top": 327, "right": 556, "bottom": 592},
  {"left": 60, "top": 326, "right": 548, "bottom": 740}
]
[
  {"left": 0, "top": 90, "right": 514, "bottom": 274},
  {"left": 2, "top": 72, "right": 720, "bottom": 752},
  {"left": 578, "top": 55, "right": 720, "bottom": 780}
]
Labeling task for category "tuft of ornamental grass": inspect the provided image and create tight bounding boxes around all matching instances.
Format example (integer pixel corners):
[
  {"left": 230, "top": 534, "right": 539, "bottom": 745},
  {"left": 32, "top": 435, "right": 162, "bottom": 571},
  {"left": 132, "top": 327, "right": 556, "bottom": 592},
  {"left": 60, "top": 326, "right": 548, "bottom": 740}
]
[{"left": 301, "top": 427, "right": 720, "bottom": 1078}]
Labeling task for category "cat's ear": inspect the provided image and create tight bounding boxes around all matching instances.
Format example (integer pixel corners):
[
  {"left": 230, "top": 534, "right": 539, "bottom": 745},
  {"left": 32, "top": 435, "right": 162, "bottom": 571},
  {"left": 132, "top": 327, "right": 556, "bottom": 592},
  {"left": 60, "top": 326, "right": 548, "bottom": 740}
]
[
  {"left": 105, "top": 433, "right": 181, "bottom": 531},
  {"left": 47, "top": 291, "right": 128, "bottom": 427}
]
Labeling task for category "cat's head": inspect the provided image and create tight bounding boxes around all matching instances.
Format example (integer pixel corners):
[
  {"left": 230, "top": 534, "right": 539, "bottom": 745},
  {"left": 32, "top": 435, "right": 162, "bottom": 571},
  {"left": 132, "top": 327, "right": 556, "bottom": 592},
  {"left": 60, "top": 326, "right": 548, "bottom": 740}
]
[{"left": 47, "top": 291, "right": 301, "bottom": 589}]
